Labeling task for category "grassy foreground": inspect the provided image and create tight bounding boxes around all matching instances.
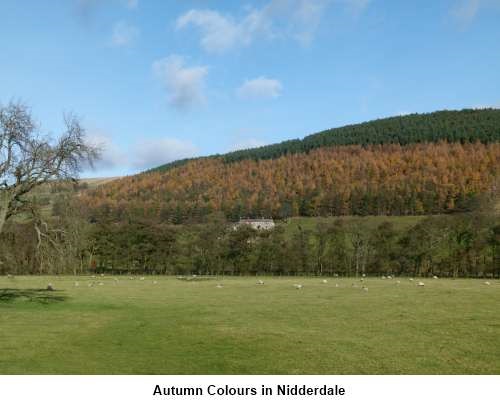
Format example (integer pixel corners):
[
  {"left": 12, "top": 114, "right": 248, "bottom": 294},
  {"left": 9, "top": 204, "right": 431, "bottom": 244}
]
[{"left": 0, "top": 276, "right": 499, "bottom": 374}]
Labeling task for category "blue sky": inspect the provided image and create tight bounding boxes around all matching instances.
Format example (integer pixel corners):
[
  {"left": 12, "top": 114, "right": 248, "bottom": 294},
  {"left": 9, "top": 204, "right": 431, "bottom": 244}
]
[{"left": 1, "top": 0, "right": 499, "bottom": 177}]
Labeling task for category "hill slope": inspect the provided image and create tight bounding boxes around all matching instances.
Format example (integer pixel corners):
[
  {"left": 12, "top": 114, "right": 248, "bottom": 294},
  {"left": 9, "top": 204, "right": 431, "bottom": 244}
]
[{"left": 153, "top": 108, "right": 500, "bottom": 172}]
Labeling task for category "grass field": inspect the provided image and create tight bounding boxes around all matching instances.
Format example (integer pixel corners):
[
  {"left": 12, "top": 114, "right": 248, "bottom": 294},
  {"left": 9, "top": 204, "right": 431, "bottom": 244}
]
[{"left": 0, "top": 276, "right": 499, "bottom": 374}]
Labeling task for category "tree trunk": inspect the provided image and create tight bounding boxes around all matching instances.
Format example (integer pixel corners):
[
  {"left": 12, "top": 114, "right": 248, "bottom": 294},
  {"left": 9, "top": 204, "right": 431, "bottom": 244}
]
[{"left": 0, "top": 192, "right": 12, "bottom": 236}]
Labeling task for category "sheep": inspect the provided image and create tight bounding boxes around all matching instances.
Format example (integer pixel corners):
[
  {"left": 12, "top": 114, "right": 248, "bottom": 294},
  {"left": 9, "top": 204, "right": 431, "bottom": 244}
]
[
  {"left": 88, "top": 282, "right": 94, "bottom": 287},
  {"left": 335, "top": 283, "right": 339, "bottom": 288},
  {"left": 360, "top": 278, "right": 364, "bottom": 282},
  {"left": 351, "top": 283, "right": 358, "bottom": 288},
  {"left": 7, "top": 273, "right": 13, "bottom": 278},
  {"left": 216, "top": 283, "right": 223, "bottom": 288},
  {"left": 293, "top": 284, "right": 303, "bottom": 289},
  {"left": 409, "top": 278, "right": 414, "bottom": 281},
  {"left": 153, "top": 280, "right": 158, "bottom": 285},
  {"left": 322, "top": 279, "right": 328, "bottom": 284},
  {"left": 484, "top": 281, "right": 491, "bottom": 286},
  {"left": 362, "top": 286, "right": 369, "bottom": 292},
  {"left": 74, "top": 281, "right": 80, "bottom": 287},
  {"left": 46, "top": 283, "right": 54, "bottom": 291},
  {"left": 140, "top": 277, "right": 145, "bottom": 281},
  {"left": 433, "top": 275, "right": 438, "bottom": 279},
  {"left": 381, "top": 276, "right": 386, "bottom": 280},
  {"left": 98, "top": 282, "right": 104, "bottom": 286},
  {"left": 396, "top": 280, "right": 401, "bottom": 284},
  {"left": 100, "top": 273, "right": 104, "bottom": 277},
  {"left": 256, "top": 280, "right": 265, "bottom": 285},
  {"left": 387, "top": 275, "right": 393, "bottom": 279},
  {"left": 417, "top": 281, "right": 425, "bottom": 287},
  {"left": 362, "top": 273, "right": 366, "bottom": 278}
]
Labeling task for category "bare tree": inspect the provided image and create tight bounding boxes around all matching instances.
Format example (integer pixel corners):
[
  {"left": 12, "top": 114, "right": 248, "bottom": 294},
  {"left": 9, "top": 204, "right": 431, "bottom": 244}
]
[{"left": 0, "top": 101, "right": 100, "bottom": 235}]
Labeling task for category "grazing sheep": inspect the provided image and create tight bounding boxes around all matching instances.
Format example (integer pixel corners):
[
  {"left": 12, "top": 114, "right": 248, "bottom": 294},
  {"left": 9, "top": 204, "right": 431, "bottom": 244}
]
[
  {"left": 100, "top": 273, "right": 104, "bottom": 277},
  {"left": 114, "top": 277, "right": 119, "bottom": 282},
  {"left": 433, "top": 275, "right": 438, "bottom": 279},
  {"left": 74, "top": 281, "right": 80, "bottom": 287},
  {"left": 417, "top": 281, "right": 425, "bottom": 287},
  {"left": 334, "top": 273, "right": 339, "bottom": 277},
  {"left": 129, "top": 277, "right": 134, "bottom": 280},
  {"left": 98, "top": 282, "right": 104, "bottom": 286},
  {"left": 396, "top": 280, "right": 401, "bottom": 284},
  {"left": 88, "top": 282, "right": 94, "bottom": 287},
  {"left": 140, "top": 277, "right": 145, "bottom": 281},
  {"left": 362, "top": 273, "right": 366, "bottom": 278},
  {"left": 484, "top": 281, "right": 491, "bottom": 286},
  {"left": 335, "top": 283, "right": 339, "bottom": 288},
  {"left": 360, "top": 278, "right": 364, "bottom": 282},
  {"left": 322, "top": 279, "right": 328, "bottom": 284},
  {"left": 295, "top": 284, "right": 303, "bottom": 289},
  {"left": 409, "top": 278, "right": 414, "bottom": 281},
  {"left": 46, "top": 283, "right": 54, "bottom": 291},
  {"left": 256, "top": 280, "right": 265, "bottom": 285},
  {"left": 153, "top": 280, "right": 158, "bottom": 285},
  {"left": 7, "top": 273, "right": 13, "bottom": 278},
  {"left": 351, "top": 283, "right": 358, "bottom": 288},
  {"left": 362, "top": 286, "right": 368, "bottom": 292},
  {"left": 381, "top": 276, "right": 386, "bottom": 280},
  {"left": 91, "top": 275, "right": 96, "bottom": 278},
  {"left": 216, "top": 283, "right": 223, "bottom": 288},
  {"left": 387, "top": 275, "right": 392, "bottom": 279}
]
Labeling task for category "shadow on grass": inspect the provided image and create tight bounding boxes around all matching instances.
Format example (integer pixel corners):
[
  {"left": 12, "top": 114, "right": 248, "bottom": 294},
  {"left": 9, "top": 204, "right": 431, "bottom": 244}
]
[{"left": 0, "top": 288, "right": 67, "bottom": 304}]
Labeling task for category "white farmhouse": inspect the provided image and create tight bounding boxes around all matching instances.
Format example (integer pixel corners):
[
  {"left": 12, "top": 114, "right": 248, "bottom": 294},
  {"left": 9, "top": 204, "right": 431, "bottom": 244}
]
[{"left": 233, "top": 218, "right": 275, "bottom": 231}]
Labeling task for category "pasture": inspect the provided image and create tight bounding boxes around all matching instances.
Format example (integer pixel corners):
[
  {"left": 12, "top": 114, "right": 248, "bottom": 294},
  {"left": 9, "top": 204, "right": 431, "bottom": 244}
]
[{"left": 0, "top": 276, "right": 499, "bottom": 374}]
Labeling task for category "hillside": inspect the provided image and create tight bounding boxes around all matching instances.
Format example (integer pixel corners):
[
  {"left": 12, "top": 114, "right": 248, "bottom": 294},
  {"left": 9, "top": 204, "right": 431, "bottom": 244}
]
[
  {"left": 153, "top": 108, "right": 500, "bottom": 172},
  {"left": 80, "top": 109, "right": 500, "bottom": 224}
]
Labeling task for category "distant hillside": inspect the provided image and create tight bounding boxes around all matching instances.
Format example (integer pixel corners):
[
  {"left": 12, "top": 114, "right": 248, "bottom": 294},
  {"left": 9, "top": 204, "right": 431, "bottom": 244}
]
[
  {"left": 152, "top": 108, "right": 500, "bottom": 172},
  {"left": 81, "top": 142, "right": 500, "bottom": 223}
]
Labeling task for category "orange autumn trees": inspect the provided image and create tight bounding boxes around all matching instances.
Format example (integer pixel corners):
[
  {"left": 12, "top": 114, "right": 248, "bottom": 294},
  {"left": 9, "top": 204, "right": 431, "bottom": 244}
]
[{"left": 79, "top": 141, "right": 500, "bottom": 224}]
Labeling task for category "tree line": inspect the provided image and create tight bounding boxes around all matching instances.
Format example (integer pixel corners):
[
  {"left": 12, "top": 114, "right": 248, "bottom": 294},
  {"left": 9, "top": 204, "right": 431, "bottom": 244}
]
[
  {"left": 1, "top": 202, "right": 498, "bottom": 278},
  {"left": 153, "top": 108, "right": 500, "bottom": 172}
]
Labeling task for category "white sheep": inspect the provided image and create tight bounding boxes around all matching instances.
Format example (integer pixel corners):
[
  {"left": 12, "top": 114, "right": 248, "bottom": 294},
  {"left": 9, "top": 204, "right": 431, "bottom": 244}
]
[
  {"left": 387, "top": 275, "right": 393, "bottom": 279},
  {"left": 140, "top": 277, "right": 145, "bottom": 281},
  {"left": 484, "top": 281, "right": 491, "bottom": 286},
  {"left": 433, "top": 275, "right": 438, "bottom": 279},
  {"left": 396, "top": 280, "right": 401, "bottom": 284},
  {"left": 294, "top": 284, "right": 303, "bottom": 289},
  {"left": 417, "top": 281, "right": 425, "bottom": 287},
  {"left": 409, "top": 278, "right": 414, "bottom": 281},
  {"left": 335, "top": 283, "right": 339, "bottom": 288},
  {"left": 381, "top": 276, "right": 386, "bottom": 280},
  {"left": 74, "top": 281, "right": 80, "bottom": 287},
  {"left": 322, "top": 279, "right": 328, "bottom": 284},
  {"left": 362, "top": 286, "right": 368, "bottom": 292},
  {"left": 46, "top": 283, "right": 54, "bottom": 291},
  {"left": 98, "top": 282, "right": 104, "bottom": 286},
  {"left": 153, "top": 280, "right": 158, "bottom": 285},
  {"left": 362, "top": 273, "right": 366, "bottom": 278},
  {"left": 256, "top": 280, "right": 265, "bottom": 285},
  {"left": 216, "top": 283, "right": 223, "bottom": 288}
]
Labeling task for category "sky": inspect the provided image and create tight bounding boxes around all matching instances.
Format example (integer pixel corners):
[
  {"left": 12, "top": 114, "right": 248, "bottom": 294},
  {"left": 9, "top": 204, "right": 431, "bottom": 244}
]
[{"left": 1, "top": 0, "right": 499, "bottom": 177}]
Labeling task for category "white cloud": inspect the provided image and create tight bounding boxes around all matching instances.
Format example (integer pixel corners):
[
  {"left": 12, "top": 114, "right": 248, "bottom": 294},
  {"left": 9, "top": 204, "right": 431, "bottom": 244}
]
[
  {"left": 132, "top": 138, "right": 199, "bottom": 169},
  {"left": 125, "top": 0, "right": 138, "bottom": 9},
  {"left": 175, "top": 0, "right": 365, "bottom": 53},
  {"left": 153, "top": 55, "right": 208, "bottom": 110},
  {"left": 84, "top": 132, "right": 198, "bottom": 173},
  {"left": 111, "top": 21, "right": 140, "bottom": 46},
  {"left": 452, "top": 0, "right": 500, "bottom": 24},
  {"left": 237, "top": 77, "right": 283, "bottom": 100},
  {"left": 85, "top": 132, "right": 127, "bottom": 170}
]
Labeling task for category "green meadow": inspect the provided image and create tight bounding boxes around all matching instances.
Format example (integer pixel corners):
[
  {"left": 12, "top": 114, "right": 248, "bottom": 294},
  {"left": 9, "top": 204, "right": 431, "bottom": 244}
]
[{"left": 0, "top": 276, "right": 499, "bottom": 374}]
